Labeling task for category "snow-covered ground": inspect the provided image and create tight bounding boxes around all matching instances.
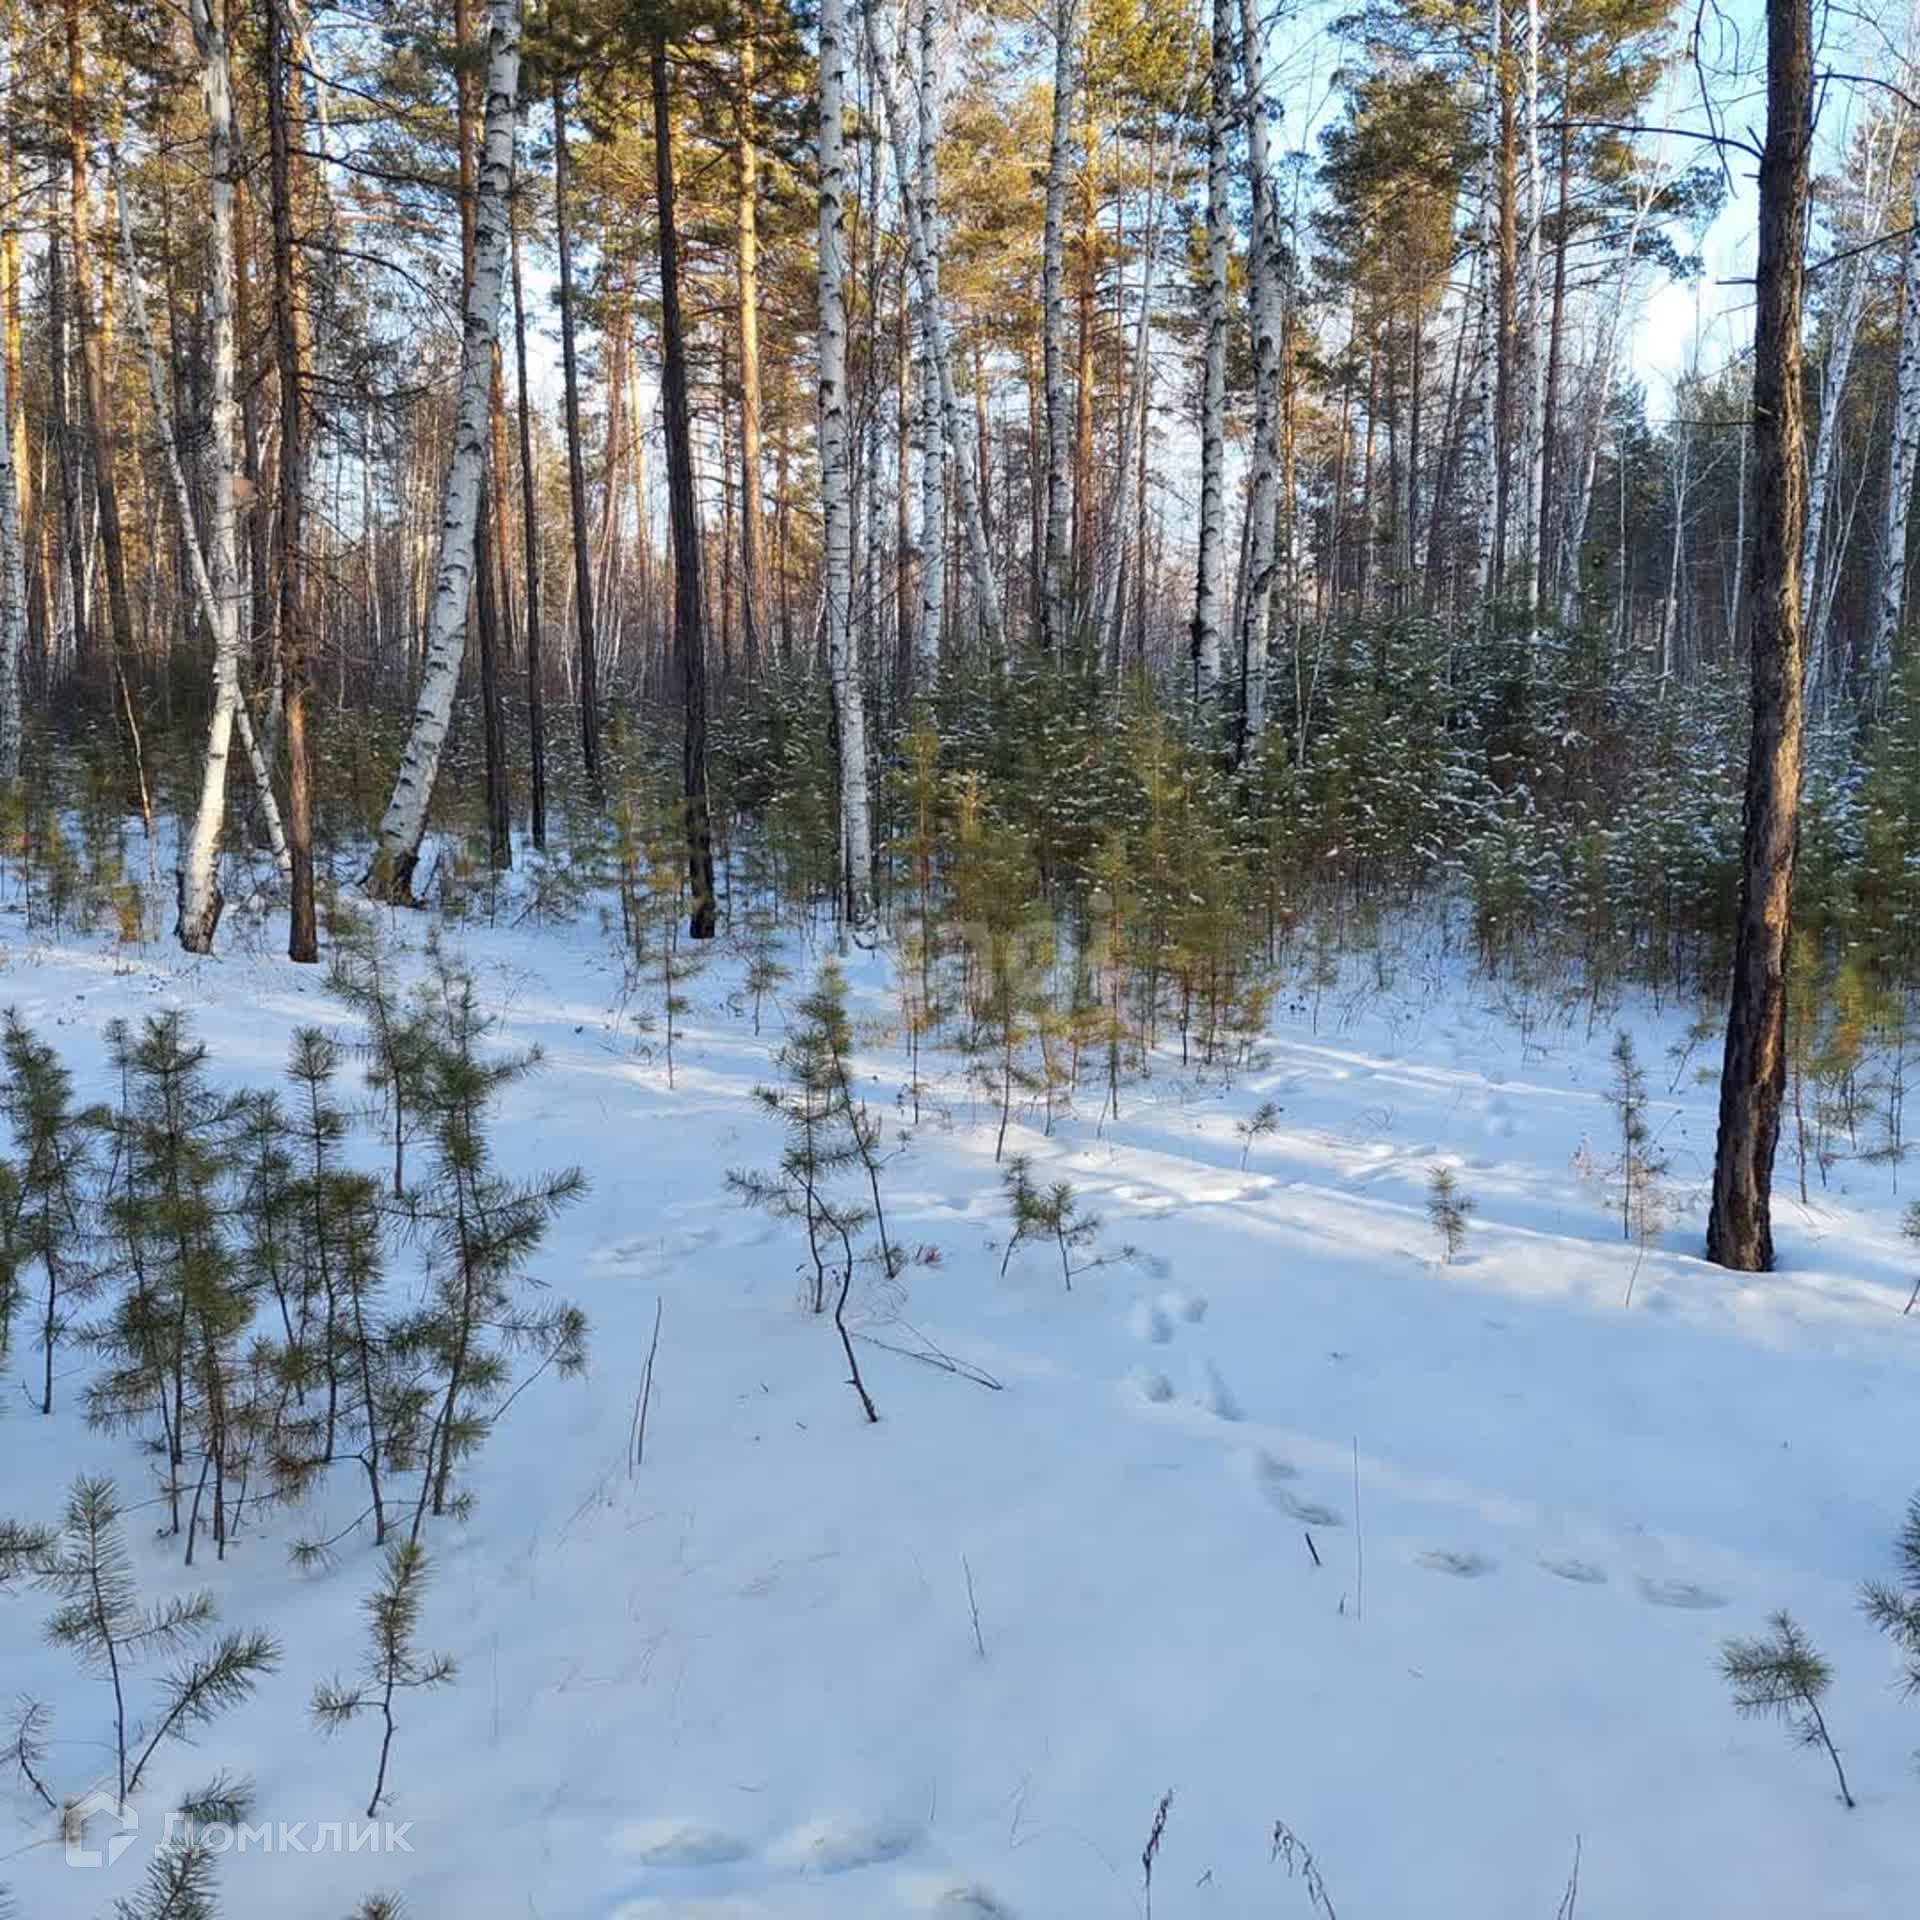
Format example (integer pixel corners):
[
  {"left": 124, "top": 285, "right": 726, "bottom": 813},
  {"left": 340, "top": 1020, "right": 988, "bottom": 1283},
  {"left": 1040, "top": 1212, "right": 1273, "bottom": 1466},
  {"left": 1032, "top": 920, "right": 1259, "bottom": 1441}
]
[{"left": 4, "top": 887, "right": 1919, "bottom": 1918}]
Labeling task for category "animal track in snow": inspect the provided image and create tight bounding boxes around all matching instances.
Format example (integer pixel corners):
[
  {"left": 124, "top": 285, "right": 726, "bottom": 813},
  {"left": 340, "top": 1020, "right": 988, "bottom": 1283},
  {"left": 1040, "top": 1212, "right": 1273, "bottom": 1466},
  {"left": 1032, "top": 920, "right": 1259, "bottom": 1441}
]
[
  {"left": 1129, "top": 1368, "right": 1176, "bottom": 1404},
  {"left": 1191, "top": 1359, "right": 1241, "bottom": 1420},
  {"left": 1244, "top": 1450, "right": 1343, "bottom": 1525},
  {"left": 1128, "top": 1299, "right": 1175, "bottom": 1344},
  {"left": 1538, "top": 1554, "right": 1608, "bottom": 1585},
  {"left": 898, "top": 1874, "right": 1018, "bottom": 1915},
  {"left": 613, "top": 1820, "right": 750, "bottom": 1868},
  {"left": 1636, "top": 1577, "right": 1726, "bottom": 1610},
  {"left": 767, "top": 1816, "right": 918, "bottom": 1873},
  {"left": 1415, "top": 1548, "right": 1498, "bottom": 1578}
]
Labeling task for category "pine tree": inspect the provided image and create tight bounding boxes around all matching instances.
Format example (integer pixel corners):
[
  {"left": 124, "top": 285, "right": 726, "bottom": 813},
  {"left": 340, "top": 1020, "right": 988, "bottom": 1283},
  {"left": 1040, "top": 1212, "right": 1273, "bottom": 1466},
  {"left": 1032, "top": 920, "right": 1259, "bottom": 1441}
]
[
  {"left": 1237, "top": 1100, "right": 1283, "bottom": 1168},
  {"left": 999, "top": 1155, "right": 1102, "bottom": 1289},
  {"left": 1860, "top": 1491, "right": 1920, "bottom": 1695},
  {"left": 1719, "top": 1610, "right": 1853, "bottom": 1807},
  {"left": 728, "top": 963, "right": 884, "bottom": 1421},
  {"left": 328, "top": 924, "right": 440, "bottom": 1198},
  {"left": 1426, "top": 1164, "right": 1474, "bottom": 1262},
  {"left": 311, "top": 1540, "right": 455, "bottom": 1817},
  {"left": 389, "top": 955, "right": 587, "bottom": 1534},
  {"left": 0, "top": 1009, "right": 106, "bottom": 1413},
  {"left": 1606, "top": 1030, "right": 1665, "bottom": 1243},
  {"left": 18, "top": 1476, "right": 277, "bottom": 1806}
]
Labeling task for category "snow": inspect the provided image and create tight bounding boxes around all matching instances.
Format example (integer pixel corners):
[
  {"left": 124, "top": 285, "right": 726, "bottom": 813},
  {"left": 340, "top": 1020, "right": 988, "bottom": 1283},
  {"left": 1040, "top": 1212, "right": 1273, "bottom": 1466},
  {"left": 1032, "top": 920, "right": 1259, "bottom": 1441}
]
[{"left": 4, "top": 889, "right": 1920, "bottom": 1917}]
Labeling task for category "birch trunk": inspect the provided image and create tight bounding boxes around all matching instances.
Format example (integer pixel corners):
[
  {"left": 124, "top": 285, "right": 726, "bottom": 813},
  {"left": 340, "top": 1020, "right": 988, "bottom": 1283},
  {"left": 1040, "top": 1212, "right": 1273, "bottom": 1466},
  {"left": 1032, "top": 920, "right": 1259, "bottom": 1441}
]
[
  {"left": 1193, "top": 0, "right": 1232, "bottom": 696},
  {"left": 1801, "top": 246, "right": 1871, "bottom": 695},
  {"left": 868, "top": 14, "right": 1004, "bottom": 664},
  {"left": 368, "top": 0, "right": 520, "bottom": 900},
  {"left": 1237, "top": 0, "right": 1282, "bottom": 742},
  {"left": 1040, "top": 0, "right": 1080, "bottom": 653},
  {"left": 177, "top": 0, "right": 245, "bottom": 952},
  {"left": 1472, "top": 58, "right": 1498, "bottom": 599},
  {"left": 913, "top": 0, "right": 947, "bottom": 679},
  {"left": 820, "top": 0, "right": 874, "bottom": 929},
  {"left": 1871, "top": 154, "right": 1920, "bottom": 686},
  {"left": 1517, "top": 0, "right": 1544, "bottom": 614}
]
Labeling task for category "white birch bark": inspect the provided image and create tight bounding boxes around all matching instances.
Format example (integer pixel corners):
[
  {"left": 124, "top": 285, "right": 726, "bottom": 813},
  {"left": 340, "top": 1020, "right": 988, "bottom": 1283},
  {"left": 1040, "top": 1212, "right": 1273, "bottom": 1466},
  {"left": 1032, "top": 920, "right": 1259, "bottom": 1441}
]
[
  {"left": 1237, "top": 0, "right": 1282, "bottom": 739},
  {"left": 177, "top": 0, "right": 246, "bottom": 951},
  {"left": 1803, "top": 143, "right": 1889, "bottom": 694},
  {"left": 115, "top": 165, "right": 290, "bottom": 879},
  {"left": 820, "top": 0, "right": 874, "bottom": 928},
  {"left": 1556, "top": 181, "right": 1654, "bottom": 623},
  {"left": 911, "top": 0, "right": 946, "bottom": 679},
  {"left": 1517, "top": 0, "right": 1544, "bottom": 615},
  {"left": 1872, "top": 153, "right": 1920, "bottom": 685},
  {"left": 867, "top": 14, "right": 1004, "bottom": 663},
  {"left": 1097, "top": 90, "right": 1181, "bottom": 667},
  {"left": 1040, "top": 0, "right": 1080, "bottom": 653},
  {"left": 1193, "top": 0, "right": 1232, "bottom": 695},
  {"left": 368, "top": 0, "right": 521, "bottom": 897}
]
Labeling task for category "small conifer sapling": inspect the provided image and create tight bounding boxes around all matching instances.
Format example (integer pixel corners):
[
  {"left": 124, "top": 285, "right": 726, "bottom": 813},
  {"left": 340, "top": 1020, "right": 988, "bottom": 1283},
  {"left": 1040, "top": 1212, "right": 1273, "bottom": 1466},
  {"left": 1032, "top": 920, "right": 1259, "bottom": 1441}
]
[
  {"left": 1718, "top": 1610, "right": 1854, "bottom": 1808},
  {"left": 1426, "top": 1165, "right": 1473, "bottom": 1263}
]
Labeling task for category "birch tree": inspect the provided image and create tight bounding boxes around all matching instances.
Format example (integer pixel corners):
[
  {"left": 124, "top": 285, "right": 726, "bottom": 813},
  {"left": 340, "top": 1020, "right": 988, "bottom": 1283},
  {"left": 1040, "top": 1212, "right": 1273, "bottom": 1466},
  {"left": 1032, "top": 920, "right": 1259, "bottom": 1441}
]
[
  {"left": 868, "top": 12, "right": 1005, "bottom": 664},
  {"left": 1871, "top": 144, "right": 1920, "bottom": 687},
  {"left": 368, "top": 0, "right": 522, "bottom": 902},
  {"left": 1193, "top": 0, "right": 1233, "bottom": 697},
  {"left": 820, "top": 0, "right": 875, "bottom": 929},
  {"left": 176, "top": 0, "right": 246, "bottom": 953},
  {"left": 1041, "top": 0, "right": 1081, "bottom": 653},
  {"left": 1237, "top": 0, "right": 1284, "bottom": 741},
  {"left": 912, "top": 0, "right": 948, "bottom": 679}
]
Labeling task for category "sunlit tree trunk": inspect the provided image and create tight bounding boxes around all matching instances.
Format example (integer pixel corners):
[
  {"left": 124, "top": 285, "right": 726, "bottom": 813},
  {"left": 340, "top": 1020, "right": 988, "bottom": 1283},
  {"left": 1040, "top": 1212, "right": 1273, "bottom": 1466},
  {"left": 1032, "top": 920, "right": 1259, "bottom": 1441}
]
[
  {"left": 912, "top": 0, "right": 947, "bottom": 679},
  {"left": 1192, "top": 0, "right": 1231, "bottom": 697},
  {"left": 820, "top": 0, "right": 874, "bottom": 927},
  {"left": 1707, "top": 0, "right": 1810, "bottom": 1274},
  {"left": 737, "top": 25, "right": 768, "bottom": 682},
  {"left": 1238, "top": 0, "right": 1282, "bottom": 743},
  {"left": 178, "top": 0, "right": 246, "bottom": 952},
  {"left": 510, "top": 172, "right": 547, "bottom": 848},
  {"left": 1040, "top": 0, "right": 1080, "bottom": 653},
  {"left": 368, "top": 0, "right": 521, "bottom": 899},
  {"left": 1872, "top": 164, "right": 1920, "bottom": 690}
]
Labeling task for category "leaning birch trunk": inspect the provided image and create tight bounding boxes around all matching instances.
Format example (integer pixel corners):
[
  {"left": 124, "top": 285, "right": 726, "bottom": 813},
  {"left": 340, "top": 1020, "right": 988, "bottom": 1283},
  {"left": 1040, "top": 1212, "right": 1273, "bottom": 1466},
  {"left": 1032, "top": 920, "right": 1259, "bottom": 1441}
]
[
  {"left": 912, "top": 0, "right": 947, "bottom": 680},
  {"left": 115, "top": 169, "right": 290, "bottom": 881},
  {"left": 1236, "top": 0, "right": 1283, "bottom": 743},
  {"left": 868, "top": 17, "right": 1005, "bottom": 664},
  {"left": 0, "top": 27, "right": 22, "bottom": 782},
  {"left": 367, "top": 0, "right": 520, "bottom": 901},
  {"left": 178, "top": 0, "right": 246, "bottom": 952},
  {"left": 1192, "top": 0, "right": 1232, "bottom": 697},
  {"left": 1040, "top": 0, "right": 1080, "bottom": 653},
  {"left": 1871, "top": 157, "right": 1920, "bottom": 688},
  {"left": 819, "top": 0, "right": 874, "bottom": 929}
]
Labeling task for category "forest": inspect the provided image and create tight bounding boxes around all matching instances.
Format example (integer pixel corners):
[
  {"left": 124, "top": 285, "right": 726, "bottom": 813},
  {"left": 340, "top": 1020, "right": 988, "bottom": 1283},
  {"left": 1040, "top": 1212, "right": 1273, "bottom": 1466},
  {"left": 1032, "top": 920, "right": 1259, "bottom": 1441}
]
[{"left": 0, "top": 0, "right": 1918, "bottom": 1911}]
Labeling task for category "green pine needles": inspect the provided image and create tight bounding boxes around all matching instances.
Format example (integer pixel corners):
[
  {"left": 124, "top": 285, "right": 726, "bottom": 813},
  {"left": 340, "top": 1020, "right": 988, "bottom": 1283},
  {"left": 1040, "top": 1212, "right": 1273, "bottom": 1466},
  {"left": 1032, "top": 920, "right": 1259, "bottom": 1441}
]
[{"left": 1719, "top": 1610, "right": 1854, "bottom": 1808}]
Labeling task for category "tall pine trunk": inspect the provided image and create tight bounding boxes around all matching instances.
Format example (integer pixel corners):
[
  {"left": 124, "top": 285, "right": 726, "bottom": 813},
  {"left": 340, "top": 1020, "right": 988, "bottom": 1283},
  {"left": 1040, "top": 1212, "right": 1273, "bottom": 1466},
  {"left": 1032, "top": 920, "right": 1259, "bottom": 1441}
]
[
  {"left": 367, "top": 0, "right": 521, "bottom": 899},
  {"left": 267, "top": 0, "right": 316, "bottom": 961},
  {"left": 1707, "top": 0, "right": 1811, "bottom": 1273},
  {"left": 552, "top": 78, "right": 603, "bottom": 799},
  {"left": 653, "top": 32, "right": 719, "bottom": 939},
  {"left": 510, "top": 187, "right": 548, "bottom": 848},
  {"left": 1040, "top": 0, "right": 1080, "bottom": 653},
  {"left": 1872, "top": 166, "right": 1920, "bottom": 689}
]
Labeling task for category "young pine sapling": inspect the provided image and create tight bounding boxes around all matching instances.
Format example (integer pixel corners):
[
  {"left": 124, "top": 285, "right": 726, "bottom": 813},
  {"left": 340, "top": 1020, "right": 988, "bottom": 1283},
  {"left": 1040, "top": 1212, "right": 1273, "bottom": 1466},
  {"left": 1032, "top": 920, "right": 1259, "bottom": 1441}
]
[
  {"left": 999, "top": 1155, "right": 1105, "bottom": 1289},
  {"left": 1860, "top": 1489, "right": 1920, "bottom": 1695},
  {"left": 1425, "top": 1165, "right": 1473, "bottom": 1263},
  {"left": 1719, "top": 1610, "right": 1854, "bottom": 1808},
  {"left": 311, "top": 1540, "right": 455, "bottom": 1817},
  {"left": 1237, "top": 1099, "right": 1282, "bottom": 1169}
]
